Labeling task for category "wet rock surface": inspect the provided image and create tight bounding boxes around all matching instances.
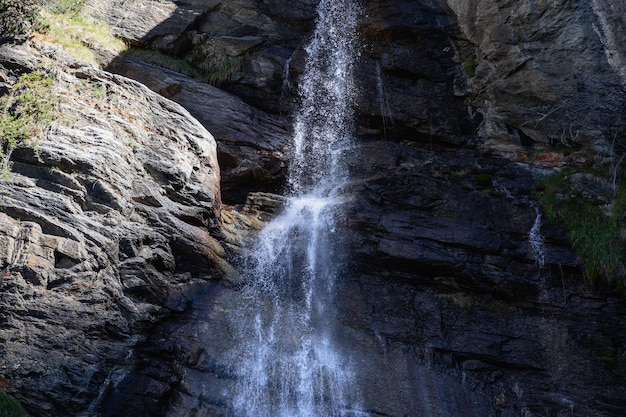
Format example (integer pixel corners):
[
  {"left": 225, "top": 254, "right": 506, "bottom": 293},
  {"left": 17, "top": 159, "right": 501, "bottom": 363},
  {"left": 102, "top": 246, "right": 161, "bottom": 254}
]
[{"left": 92, "top": 0, "right": 626, "bottom": 149}]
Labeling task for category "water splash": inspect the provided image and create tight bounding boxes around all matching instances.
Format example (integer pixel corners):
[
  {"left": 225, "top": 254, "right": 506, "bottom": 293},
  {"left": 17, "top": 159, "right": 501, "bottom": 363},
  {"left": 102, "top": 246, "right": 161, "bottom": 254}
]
[{"left": 231, "top": 1, "right": 362, "bottom": 416}]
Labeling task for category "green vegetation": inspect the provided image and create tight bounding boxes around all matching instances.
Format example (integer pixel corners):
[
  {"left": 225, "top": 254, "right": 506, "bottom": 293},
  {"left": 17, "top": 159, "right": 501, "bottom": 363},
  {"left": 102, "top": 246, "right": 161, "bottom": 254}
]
[
  {"left": 124, "top": 48, "right": 197, "bottom": 77},
  {"left": 533, "top": 169, "right": 626, "bottom": 285},
  {"left": 597, "top": 346, "right": 626, "bottom": 372},
  {"left": 45, "top": 0, "right": 85, "bottom": 15},
  {"left": 462, "top": 54, "right": 477, "bottom": 77},
  {"left": 37, "top": 3, "right": 126, "bottom": 66},
  {"left": 0, "top": 1, "right": 123, "bottom": 179},
  {"left": 0, "top": 0, "right": 45, "bottom": 43},
  {"left": 186, "top": 41, "right": 245, "bottom": 85},
  {"left": 125, "top": 43, "right": 246, "bottom": 86},
  {"left": 437, "top": 292, "right": 474, "bottom": 310},
  {"left": 475, "top": 172, "right": 492, "bottom": 187},
  {"left": 0, "top": 70, "right": 58, "bottom": 178},
  {"left": 0, "top": 390, "right": 27, "bottom": 417},
  {"left": 0, "top": 0, "right": 124, "bottom": 64}
]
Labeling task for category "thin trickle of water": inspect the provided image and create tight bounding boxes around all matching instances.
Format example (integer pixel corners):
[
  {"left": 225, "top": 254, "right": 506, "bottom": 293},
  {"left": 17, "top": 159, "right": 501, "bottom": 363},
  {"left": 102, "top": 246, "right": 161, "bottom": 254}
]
[
  {"left": 491, "top": 178, "right": 514, "bottom": 199},
  {"left": 282, "top": 56, "right": 293, "bottom": 93},
  {"left": 529, "top": 203, "right": 546, "bottom": 268},
  {"left": 231, "top": 1, "right": 362, "bottom": 416},
  {"left": 375, "top": 62, "right": 392, "bottom": 137}
]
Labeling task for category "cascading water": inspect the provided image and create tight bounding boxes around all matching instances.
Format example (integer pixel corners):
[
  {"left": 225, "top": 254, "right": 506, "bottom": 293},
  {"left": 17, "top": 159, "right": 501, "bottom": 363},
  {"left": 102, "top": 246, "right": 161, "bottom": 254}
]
[{"left": 231, "top": 1, "right": 362, "bottom": 416}]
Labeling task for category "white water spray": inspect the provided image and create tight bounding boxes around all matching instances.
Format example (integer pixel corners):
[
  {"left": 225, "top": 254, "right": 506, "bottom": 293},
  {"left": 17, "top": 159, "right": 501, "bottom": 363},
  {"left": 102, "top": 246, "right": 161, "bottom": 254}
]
[{"left": 231, "top": 1, "right": 362, "bottom": 416}]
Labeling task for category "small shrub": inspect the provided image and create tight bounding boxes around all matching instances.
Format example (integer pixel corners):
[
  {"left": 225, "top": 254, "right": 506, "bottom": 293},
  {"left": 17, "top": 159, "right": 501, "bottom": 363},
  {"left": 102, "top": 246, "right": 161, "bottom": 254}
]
[
  {"left": 0, "top": 70, "right": 57, "bottom": 178},
  {"left": 0, "top": 0, "right": 45, "bottom": 43},
  {"left": 127, "top": 45, "right": 245, "bottom": 86},
  {"left": 437, "top": 292, "right": 474, "bottom": 310},
  {"left": 124, "top": 48, "right": 197, "bottom": 77},
  {"left": 0, "top": 390, "right": 27, "bottom": 417},
  {"left": 45, "top": 0, "right": 85, "bottom": 15},
  {"left": 598, "top": 346, "right": 620, "bottom": 371},
  {"left": 186, "top": 41, "right": 245, "bottom": 85}
]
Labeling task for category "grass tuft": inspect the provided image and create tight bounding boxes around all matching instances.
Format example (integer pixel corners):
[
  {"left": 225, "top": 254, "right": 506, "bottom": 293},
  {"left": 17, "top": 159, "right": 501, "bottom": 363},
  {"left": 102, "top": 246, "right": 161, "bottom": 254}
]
[{"left": 36, "top": 4, "right": 126, "bottom": 67}]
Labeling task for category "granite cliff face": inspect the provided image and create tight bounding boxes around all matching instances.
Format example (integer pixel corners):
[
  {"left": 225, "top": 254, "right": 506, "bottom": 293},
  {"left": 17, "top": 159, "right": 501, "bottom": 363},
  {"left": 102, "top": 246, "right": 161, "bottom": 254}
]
[{"left": 1, "top": 0, "right": 625, "bottom": 416}]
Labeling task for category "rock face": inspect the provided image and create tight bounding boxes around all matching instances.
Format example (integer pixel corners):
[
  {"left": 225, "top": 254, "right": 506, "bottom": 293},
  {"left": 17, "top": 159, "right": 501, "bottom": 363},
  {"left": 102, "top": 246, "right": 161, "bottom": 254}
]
[
  {"left": 0, "top": 42, "right": 230, "bottom": 416},
  {"left": 106, "top": 56, "right": 291, "bottom": 204},
  {"left": 1, "top": 0, "right": 626, "bottom": 416},
  {"left": 446, "top": 0, "right": 626, "bottom": 146},
  {"left": 91, "top": 0, "right": 626, "bottom": 149},
  {"left": 91, "top": 140, "right": 626, "bottom": 417},
  {"left": 344, "top": 141, "right": 626, "bottom": 416}
]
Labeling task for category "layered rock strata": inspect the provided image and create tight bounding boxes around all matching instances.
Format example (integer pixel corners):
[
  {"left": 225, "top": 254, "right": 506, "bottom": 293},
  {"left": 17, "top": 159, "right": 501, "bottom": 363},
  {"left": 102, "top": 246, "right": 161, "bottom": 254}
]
[{"left": 0, "top": 42, "right": 229, "bottom": 416}]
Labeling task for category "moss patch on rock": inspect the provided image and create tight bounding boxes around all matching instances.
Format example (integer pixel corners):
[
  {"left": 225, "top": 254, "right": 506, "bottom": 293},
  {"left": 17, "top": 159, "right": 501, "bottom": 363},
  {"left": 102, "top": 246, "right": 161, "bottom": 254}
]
[{"left": 533, "top": 168, "right": 626, "bottom": 286}]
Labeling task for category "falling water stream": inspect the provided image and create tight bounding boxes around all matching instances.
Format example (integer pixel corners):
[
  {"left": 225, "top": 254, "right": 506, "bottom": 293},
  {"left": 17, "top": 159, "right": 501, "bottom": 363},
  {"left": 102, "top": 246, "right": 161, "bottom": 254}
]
[{"left": 231, "top": 1, "right": 362, "bottom": 416}]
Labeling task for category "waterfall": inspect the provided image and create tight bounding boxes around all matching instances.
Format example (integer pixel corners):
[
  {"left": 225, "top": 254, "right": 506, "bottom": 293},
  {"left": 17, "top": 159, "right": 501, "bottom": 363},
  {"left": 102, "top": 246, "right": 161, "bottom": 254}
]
[{"left": 231, "top": 1, "right": 362, "bottom": 416}]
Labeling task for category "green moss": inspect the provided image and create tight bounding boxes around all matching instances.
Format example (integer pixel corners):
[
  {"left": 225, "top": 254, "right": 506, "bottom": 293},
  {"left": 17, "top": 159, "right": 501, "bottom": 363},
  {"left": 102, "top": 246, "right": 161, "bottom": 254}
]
[
  {"left": 480, "top": 300, "right": 519, "bottom": 315},
  {"left": 462, "top": 54, "right": 477, "bottom": 77},
  {"left": 598, "top": 347, "right": 620, "bottom": 371},
  {"left": 437, "top": 292, "right": 474, "bottom": 310},
  {"left": 0, "top": 390, "right": 27, "bottom": 417},
  {"left": 0, "top": 70, "right": 58, "bottom": 178},
  {"left": 533, "top": 169, "right": 626, "bottom": 285},
  {"left": 475, "top": 173, "right": 492, "bottom": 187}
]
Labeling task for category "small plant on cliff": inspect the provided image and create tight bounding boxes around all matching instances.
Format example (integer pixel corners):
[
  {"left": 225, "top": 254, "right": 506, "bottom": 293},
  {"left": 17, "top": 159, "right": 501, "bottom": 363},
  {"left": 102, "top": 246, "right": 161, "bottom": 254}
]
[
  {"left": 45, "top": 0, "right": 85, "bottom": 15},
  {"left": 533, "top": 169, "right": 626, "bottom": 286},
  {"left": 0, "top": 390, "right": 27, "bottom": 417},
  {"left": 0, "top": 70, "right": 57, "bottom": 178},
  {"left": 462, "top": 53, "right": 477, "bottom": 77},
  {"left": 124, "top": 48, "right": 197, "bottom": 78},
  {"left": 186, "top": 41, "right": 246, "bottom": 86},
  {"left": 0, "top": 0, "right": 46, "bottom": 43}
]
